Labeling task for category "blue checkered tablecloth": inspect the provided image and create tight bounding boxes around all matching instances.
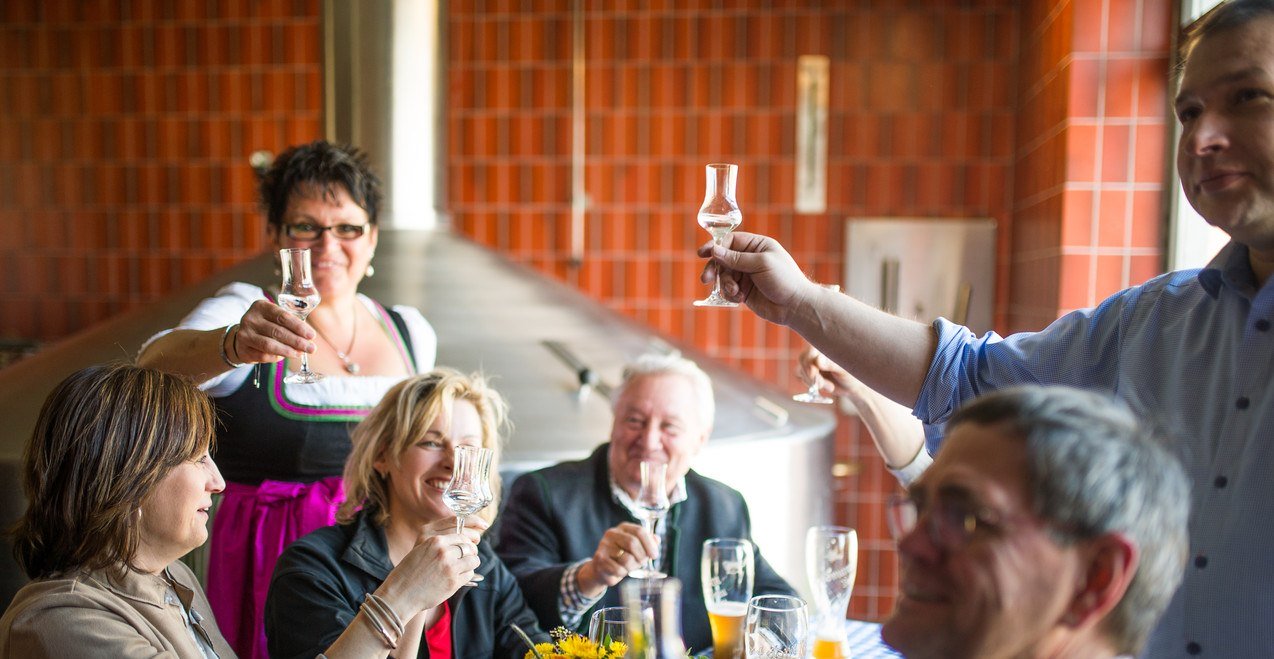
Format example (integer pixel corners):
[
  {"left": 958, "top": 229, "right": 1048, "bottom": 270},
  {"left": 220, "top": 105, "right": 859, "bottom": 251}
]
[{"left": 844, "top": 619, "right": 902, "bottom": 658}]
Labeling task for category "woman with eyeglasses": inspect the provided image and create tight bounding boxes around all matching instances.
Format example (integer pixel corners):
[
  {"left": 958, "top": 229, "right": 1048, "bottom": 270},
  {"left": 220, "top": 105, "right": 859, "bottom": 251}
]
[
  {"left": 0, "top": 364, "right": 231, "bottom": 658},
  {"left": 138, "top": 140, "right": 436, "bottom": 659}
]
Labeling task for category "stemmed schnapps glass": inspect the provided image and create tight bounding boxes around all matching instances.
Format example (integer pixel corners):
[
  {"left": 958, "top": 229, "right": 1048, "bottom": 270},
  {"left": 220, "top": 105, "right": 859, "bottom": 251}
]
[
  {"left": 806, "top": 526, "right": 857, "bottom": 659},
  {"left": 629, "top": 461, "right": 670, "bottom": 579},
  {"left": 695, "top": 163, "right": 742, "bottom": 308},
  {"left": 443, "top": 445, "right": 494, "bottom": 534},
  {"left": 278, "top": 248, "right": 323, "bottom": 384}
]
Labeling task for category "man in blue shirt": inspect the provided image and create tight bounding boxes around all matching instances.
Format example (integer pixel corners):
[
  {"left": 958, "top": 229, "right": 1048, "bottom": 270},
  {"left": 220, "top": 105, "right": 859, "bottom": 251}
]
[{"left": 699, "top": 1, "right": 1274, "bottom": 655}]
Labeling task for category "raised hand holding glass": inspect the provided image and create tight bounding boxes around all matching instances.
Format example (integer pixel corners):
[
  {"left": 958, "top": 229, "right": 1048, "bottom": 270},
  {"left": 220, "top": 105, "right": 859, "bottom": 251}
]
[{"left": 278, "top": 248, "right": 323, "bottom": 384}]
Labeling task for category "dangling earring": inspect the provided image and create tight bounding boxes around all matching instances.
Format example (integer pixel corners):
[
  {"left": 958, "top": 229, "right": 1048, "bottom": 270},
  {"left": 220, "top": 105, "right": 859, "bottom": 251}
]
[{"left": 366, "top": 255, "right": 376, "bottom": 278}]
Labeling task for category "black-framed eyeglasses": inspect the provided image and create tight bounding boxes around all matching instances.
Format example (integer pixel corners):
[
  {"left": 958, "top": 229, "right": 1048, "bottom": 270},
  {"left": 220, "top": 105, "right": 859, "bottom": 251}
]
[
  {"left": 284, "top": 222, "right": 369, "bottom": 241},
  {"left": 886, "top": 492, "right": 1005, "bottom": 551}
]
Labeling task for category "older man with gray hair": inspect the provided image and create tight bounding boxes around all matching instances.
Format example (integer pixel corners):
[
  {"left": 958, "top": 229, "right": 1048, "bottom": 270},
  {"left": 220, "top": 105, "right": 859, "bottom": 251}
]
[
  {"left": 496, "top": 351, "right": 795, "bottom": 651},
  {"left": 882, "top": 386, "right": 1190, "bottom": 659}
]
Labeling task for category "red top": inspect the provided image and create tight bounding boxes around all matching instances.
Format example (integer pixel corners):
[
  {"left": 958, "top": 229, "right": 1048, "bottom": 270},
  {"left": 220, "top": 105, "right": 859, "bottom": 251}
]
[{"left": 425, "top": 601, "right": 452, "bottom": 658}]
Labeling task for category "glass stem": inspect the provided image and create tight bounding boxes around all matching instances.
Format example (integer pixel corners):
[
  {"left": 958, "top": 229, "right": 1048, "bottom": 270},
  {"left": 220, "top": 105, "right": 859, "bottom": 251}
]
[
  {"left": 299, "top": 352, "right": 311, "bottom": 375},
  {"left": 456, "top": 514, "right": 466, "bottom": 535},
  {"left": 711, "top": 236, "right": 724, "bottom": 299},
  {"left": 643, "top": 518, "right": 657, "bottom": 571}
]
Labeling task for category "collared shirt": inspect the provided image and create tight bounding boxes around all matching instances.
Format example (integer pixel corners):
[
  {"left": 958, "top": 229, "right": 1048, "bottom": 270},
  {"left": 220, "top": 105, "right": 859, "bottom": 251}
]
[
  {"left": 556, "top": 475, "right": 689, "bottom": 626},
  {"left": 0, "top": 561, "right": 233, "bottom": 658},
  {"left": 914, "top": 241, "right": 1274, "bottom": 658}
]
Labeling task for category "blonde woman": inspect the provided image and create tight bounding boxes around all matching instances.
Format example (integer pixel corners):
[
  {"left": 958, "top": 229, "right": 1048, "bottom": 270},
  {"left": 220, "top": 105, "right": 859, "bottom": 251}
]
[{"left": 264, "top": 369, "right": 548, "bottom": 658}]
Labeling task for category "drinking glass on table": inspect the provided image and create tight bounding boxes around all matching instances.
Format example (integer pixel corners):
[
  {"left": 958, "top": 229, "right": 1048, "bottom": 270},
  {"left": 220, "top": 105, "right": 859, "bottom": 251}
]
[
  {"left": 629, "top": 460, "right": 670, "bottom": 579},
  {"left": 278, "top": 248, "right": 323, "bottom": 384},
  {"left": 793, "top": 284, "right": 841, "bottom": 403},
  {"left": 694, "top": 163, "right": 742, "bottom": 308},
  {"left": 588, "top": 606, "right": 631, "bottom": 646},
  {"left": 701, "top": 538, "right": 754, "bottom": 659},
  {"left": 806, "top": 526, "right": 858, "bottom": 659},
  {"left": 623, "top": 576, "right": 686, "bottom": 658},
  {"left": 745, "top": 594, "right": 809, "bottom": 659}
]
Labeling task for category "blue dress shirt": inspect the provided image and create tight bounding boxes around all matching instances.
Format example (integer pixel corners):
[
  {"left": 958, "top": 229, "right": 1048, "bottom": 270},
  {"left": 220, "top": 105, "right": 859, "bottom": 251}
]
[{"left": 913, "top": 241, "right": 1274, "bottom": 658}]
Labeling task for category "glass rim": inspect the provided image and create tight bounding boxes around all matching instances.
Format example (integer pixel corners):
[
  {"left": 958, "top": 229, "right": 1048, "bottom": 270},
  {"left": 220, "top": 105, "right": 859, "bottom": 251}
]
[
  {"left": 279, "top": 247, "right": 310, "bottom": 255},
  {"left": 703, "top": 536, "right": 753, "bottom": 548},
  {"left": 705, "top": 162, "right": 738, "bottom": 170},
  {"left": 808, "top": 525, "right": 857, "bottom": 535},
  {"left": 747, "top": 594, "right": 806, "bottom": 612}
]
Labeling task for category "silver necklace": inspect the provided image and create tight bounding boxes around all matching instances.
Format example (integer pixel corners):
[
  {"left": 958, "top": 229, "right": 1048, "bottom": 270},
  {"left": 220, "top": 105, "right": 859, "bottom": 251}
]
[{"left": 313, "top": 308, "right": 361, "bottom": 374}]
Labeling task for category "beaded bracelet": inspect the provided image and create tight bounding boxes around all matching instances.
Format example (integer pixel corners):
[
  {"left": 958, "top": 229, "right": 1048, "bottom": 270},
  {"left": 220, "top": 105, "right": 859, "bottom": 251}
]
[{"left": 219, "top": 324, "right": 245, "bottom": 369}]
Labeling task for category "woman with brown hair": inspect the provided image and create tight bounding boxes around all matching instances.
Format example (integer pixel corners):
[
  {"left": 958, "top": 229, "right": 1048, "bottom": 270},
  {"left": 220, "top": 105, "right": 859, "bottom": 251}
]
[
  {"left": 0, "top": 363, "right": 232, "bottom": 657},
  {"left": 264, "top": 368, "right": 547, "bottom": 658}
]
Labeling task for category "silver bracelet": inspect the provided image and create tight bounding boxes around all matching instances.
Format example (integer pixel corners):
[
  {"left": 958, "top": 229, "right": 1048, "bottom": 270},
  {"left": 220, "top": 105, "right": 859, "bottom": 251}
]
[
  {"left": 219, "top": 324, "right": 245, "bottom": 369},
  {"left": 361, "top": 593, "right": 404, "bottom": 649},
  {"left": 365, "top": 593, "right": 404, "bottom": 634},
  {"left": 360, "top": 599, "right": 399, "bottom": 649}
]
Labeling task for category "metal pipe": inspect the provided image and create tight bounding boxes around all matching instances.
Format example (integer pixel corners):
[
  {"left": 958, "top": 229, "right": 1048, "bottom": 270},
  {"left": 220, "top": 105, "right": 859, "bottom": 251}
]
[{"left": 569, "top": 0, "right": 586, "bottom": 267}]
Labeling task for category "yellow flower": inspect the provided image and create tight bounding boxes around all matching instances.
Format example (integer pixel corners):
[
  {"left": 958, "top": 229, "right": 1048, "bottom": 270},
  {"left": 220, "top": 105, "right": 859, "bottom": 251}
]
[
  {"left": 605, "top": 640, "right": 629, "bottom": 657},
  {"left": 557, "top": 635, "right": 600, "bottom": 658},
  {"left": 524, "top": 642, "right": 558, "bottom": 659}
]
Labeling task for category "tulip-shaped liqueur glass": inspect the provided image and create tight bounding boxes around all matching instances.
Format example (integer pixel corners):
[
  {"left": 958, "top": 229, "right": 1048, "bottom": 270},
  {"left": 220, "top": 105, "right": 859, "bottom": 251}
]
[
  {"left": 694, "top": 163, "right": 742, "bottom": 307},
  {"left": 629, "top": 461, "right": 670, "bottom": 579},
  {"left": 443, "top": 445, "right": 494, "bottom": 534},
  {"left": 278, "top": 248, "right": 323, "bottom": 384}
]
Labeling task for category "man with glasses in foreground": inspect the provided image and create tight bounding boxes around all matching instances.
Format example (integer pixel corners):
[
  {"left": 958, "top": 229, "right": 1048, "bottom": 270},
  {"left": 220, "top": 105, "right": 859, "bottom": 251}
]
[{"left": 880, "top": 386, "right": 1189, "bottom": 659}]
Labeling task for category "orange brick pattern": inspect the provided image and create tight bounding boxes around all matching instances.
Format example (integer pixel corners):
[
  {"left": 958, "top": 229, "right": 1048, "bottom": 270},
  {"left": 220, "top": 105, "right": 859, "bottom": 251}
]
[
  {"left": 0, "top": 1, "right": 323, "bottom": 340},
  {"left": 1010, "top": 0, "right": 1171, "bottom": 331}
]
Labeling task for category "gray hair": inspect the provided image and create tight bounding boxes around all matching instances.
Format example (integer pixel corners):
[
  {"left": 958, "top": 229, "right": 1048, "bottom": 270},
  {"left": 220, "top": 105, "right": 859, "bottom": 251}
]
[
  {"left": 612, "top": 352, "right": 715, "bottom": 431},
  {"left": 1181, "top": 0, "right": 1274, "bottom": 62},
  {"left": 948, "top": 386, "right": 1190, "bottom": 656}
]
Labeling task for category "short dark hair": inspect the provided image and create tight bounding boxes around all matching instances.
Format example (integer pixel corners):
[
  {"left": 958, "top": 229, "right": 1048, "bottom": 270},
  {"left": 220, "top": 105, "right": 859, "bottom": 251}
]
[
  {"left": 1182, "top": 0, "right": 1274, "bottom": 62},
  {"left": 10, "top": 363, "right": 216, "bottom": 579},
  {"left": 259, "top": 140, "right": 384, "bottom": 227}
]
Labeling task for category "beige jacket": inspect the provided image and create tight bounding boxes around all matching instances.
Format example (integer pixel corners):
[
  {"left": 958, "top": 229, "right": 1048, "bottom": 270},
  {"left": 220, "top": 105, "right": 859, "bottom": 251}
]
[{"left": 0, "top": 560, "right": 235, "bottom": 658}]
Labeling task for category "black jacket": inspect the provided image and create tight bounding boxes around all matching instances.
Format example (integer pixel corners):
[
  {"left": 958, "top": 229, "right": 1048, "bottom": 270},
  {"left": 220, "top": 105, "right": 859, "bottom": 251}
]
[
  {"left": 494, "top": 444, "right": 796, "bottom": 652},
  {"left": 265, "top": 510, "right": 549, "bottom": 658}
]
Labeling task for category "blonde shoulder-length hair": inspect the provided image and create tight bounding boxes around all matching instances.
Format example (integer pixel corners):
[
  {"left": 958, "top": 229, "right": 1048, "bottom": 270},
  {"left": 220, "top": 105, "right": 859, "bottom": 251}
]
[{"left": 338, "top": 368, "right": 508, "bottom": 527}]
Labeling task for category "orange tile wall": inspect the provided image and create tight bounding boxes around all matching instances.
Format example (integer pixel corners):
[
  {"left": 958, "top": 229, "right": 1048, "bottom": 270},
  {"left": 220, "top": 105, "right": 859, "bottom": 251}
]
[
  {"left": 0, "top": 1, "right": 323, "bottom": 341},
  {"left": 448, "top": 0, "right": 1173, "bottom": 620}
]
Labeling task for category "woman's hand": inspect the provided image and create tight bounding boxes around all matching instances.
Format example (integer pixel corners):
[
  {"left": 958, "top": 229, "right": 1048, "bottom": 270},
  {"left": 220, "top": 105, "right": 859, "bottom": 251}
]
[
  {"left": 379, "top": 522, "right": 482, "bottom": 619},
  {"left": 229, "top": 299, "right": 316, "bottom": 364}
]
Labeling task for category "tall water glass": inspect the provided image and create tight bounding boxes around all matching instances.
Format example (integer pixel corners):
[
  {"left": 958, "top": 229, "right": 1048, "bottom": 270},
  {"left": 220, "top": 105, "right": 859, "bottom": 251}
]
[
  {"left": 806, "top": 526, "right": 858, "bottom": 658},
  {"left": 588, "top": 606, "right": 630, "bottom": 646},
  {"left": 744, "top": 594, "right": 808, "bottom": 659},
  {"left": 701, "top": 538, "right": 754, "bottom": 659},
  {"left": 278, "top": 248, "right": 323, "bottom": 383},
  {"left": 622, "top": 576, "right": 685, "bottom": 659},
  {"left": 694, "top": 163, "right": 742, "bottom": 307}
]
